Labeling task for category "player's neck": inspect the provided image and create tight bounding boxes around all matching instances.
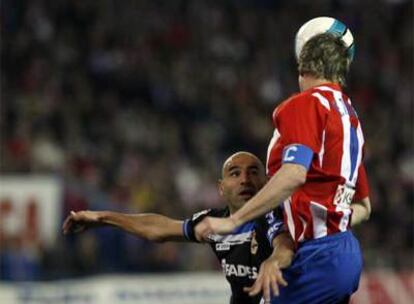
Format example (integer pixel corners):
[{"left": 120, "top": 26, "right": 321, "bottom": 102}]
[{"left": 300, "top": 76, "right": 333, "bottom": 92}]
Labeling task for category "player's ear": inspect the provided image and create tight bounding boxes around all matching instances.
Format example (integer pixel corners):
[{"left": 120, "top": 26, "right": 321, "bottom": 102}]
[{"left": 217, "top": 179, "right": 224, "bottom": 196}]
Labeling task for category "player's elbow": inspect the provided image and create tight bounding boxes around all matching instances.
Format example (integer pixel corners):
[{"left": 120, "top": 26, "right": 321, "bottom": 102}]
[
  {"left": 283, "top": 164, "right": 307, "bottom": 188},
  {"left": 292, "top": 172, "right": 306, "bottom": 187},
  {"left": 364, "top": 204, "right": 371, "bottom": 221},
  {"left": 351, "top": 197, "right": 371, "bottom": 225},
  {"left": 359, "top": 208, "right": 370, "bottom": 223},
  {"left": 361, "top": 197, "right": 371, "bottom": 221}
]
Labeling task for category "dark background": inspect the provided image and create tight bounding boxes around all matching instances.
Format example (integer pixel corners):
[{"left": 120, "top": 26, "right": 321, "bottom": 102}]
[{"left": 1, "top": 0, "right": 412, "bottom": 281}]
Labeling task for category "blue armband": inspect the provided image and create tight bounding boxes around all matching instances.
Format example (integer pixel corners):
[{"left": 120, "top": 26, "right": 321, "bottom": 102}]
[
  {"left": 182, "top": 219, "right": 191, "bottom": 240},
  {"left": 282, "top": 144, "right": 313, "bottom": 170}
]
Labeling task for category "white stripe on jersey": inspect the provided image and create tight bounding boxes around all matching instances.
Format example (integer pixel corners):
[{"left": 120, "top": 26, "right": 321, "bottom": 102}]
[
  {"left": 345, "top": 96, "right": 365, "bottom": 185},
  {"left": 297, "top": 216, "right": 307, "bottom": 242},
  {"left": 353, "top": 119, "right": 365, "bottom": 185},
  {"left": 317, "top": 86, "right": 353, "bottom": 183},
  {"left": 311, "top": 92, "right": 329, "bottom": 169},
  {"left": 266, "top": 128, "right": 280, "bottom": 175},
  {"left": 310, "top": 201, "right": 328, "bottom": 238},
  {"left": 318, "top": 85, "right": 365, "bottom": 186},
  {"left": 332, "top": 91, "right": 353, "bottom": 184},
  {"left": 312, "top": 92, "right": 331, "bottom": 110},
  {"left": 208, "top": 230, "right": 253, "bottom": 245},
  {"left": 323, "top": 90, "right": 355, "bottom": 231},
  {"left": 318, "top": 130, "right": 326, "bottom": 167},
  {"left": 283, "top": 198, "right": 295, "bottom": 240},
  {"left": 320, "top": 87, "right": 353, "bottom": 185},
  {"left": 340, "top": 107, "right": 352, "bottom": 184},
  {"left": 316, "top": 86, "right": 338, "bottom": 93}
]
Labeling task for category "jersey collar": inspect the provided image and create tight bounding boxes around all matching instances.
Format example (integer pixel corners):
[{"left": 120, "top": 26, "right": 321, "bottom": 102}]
[{"left": 313, "top": 82, "right": 341, "bottom": 91}]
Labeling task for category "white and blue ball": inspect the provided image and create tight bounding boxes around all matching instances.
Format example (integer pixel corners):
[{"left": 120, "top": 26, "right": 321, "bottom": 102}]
[{"left": 295, "top": 17, "right": 355, "bottom": 62}]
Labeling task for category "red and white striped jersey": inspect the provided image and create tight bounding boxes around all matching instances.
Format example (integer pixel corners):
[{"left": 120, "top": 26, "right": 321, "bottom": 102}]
[{"left": 266, "top": 83, "right": 370, "bottom": 244}]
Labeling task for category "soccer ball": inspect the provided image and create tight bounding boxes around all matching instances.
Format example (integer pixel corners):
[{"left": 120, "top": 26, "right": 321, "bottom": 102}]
[{"left": 295, "top": 16, "right": 355, "bottom": 62}]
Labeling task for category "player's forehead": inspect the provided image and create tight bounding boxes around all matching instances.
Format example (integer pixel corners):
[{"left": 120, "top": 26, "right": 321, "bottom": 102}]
[{"left": 222, "top": 152, "right": 263, "bottom": 174}]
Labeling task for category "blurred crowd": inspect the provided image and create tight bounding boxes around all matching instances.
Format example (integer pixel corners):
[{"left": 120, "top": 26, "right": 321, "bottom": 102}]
[{"left": 1, "top": 0, "right": 412, "bottom": 281}]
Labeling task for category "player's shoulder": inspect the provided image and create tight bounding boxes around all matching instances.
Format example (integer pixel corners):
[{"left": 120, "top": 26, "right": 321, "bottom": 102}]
[
  {"left": 272, "top": 93, "right": 299, "bottom": 120},
  {"left": 275, "top": 90, "right": 319, "bottom": 114},
  {"left": 272, "top": 85, "right": 341, "bottom": 121}
]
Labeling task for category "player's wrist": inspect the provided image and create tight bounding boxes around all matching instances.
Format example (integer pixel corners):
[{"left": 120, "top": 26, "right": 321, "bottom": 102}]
[
  {"left": 97, "top": 211, "right": 110, "bottom": 223},
  {"left": 271, "top": 250, "right": 294, "bottom": 269}
]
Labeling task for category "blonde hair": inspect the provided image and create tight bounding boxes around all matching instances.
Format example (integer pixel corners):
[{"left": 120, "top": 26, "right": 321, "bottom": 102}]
[{"left": 298, "top": 33, "right": 350, "bottom": 86}]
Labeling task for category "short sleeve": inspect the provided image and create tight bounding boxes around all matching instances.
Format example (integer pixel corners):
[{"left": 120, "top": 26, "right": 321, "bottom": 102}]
[
  {"left": 353, "top": 165, "right": 370, "bottom": 201},
  {"left": 277, "top": 94, "right": 327, "bottom": 154},
  {"left": 263, "top": 207, "right": 286, "bottom": 247},
  {"left": 183, "top": 209, "right": 223, "bottom": 242}
]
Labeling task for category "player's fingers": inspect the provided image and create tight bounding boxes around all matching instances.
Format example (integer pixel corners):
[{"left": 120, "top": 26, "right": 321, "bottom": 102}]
[
  {"left": 62, "top": 215, "right": 75, "bottom": 234},
  {"left": 195, "top": 222, "right": 207, "bottom": 242},
  {"left": 277, "top": 273, "right": 288, "bottom": 287},
  {"left": 63, "top": 211, "right": 96, "bottom": 234},
  {"left": 245, "top": 281, "right": 260, "bottom": 296},
  {"left": 270, "top": 275, "right": 279, "bottom": 297},
  {"left": 62, "top": 222, "right": 72, "bottom": 234},
  {"left": 262, "top": 276, "right": 271, "bottom": 302},
  {"left": 202, "top": 229, "right": 211, "bottom": 241},
  {"left": 203, "top": 219, "right": 213, "bottom": 233},
  {"left": 243, "top": 286, "right": 253, "bottom": 293},
  {"left": 246, "top": 276, "right": 263, "bottom": 296},
  {"left": 62, "top": 217, "right": 70, "bottom": 230},
  {"left": 200, "top": 221, "right": 215, "bottom": 242},
  {"left": 72, "top": 223, "right": 86, "bottom": 233},
  {"left": 62, "top": 224, "right": 68, "bottom": 234}
]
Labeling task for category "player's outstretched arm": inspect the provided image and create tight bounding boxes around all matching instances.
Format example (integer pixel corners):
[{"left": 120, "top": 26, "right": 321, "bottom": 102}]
[
  {"left": 62, "top": 210, "right": 185, "bottom": 242},
  {"left": 244, "top": 232, "right": 295, "bottom": 302},
  {"left": 350, "top": 197, "right": 371, "bottom": 226}
]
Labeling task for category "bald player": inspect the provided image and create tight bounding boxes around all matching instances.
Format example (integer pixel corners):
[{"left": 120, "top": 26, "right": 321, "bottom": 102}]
[{"left": 63, "top": 151, "right": 295, "bottom": 304}]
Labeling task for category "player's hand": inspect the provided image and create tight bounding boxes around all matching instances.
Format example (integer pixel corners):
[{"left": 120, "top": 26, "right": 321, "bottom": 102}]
[
  {"left": 243, "top": 258, "right": 288, "bottom": 302},
  {"left": 194, "top": 216, "right": 238, "bottom": 242},
  {"left": 62, "top": 210, "right": 103, "bottom": 234}
]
